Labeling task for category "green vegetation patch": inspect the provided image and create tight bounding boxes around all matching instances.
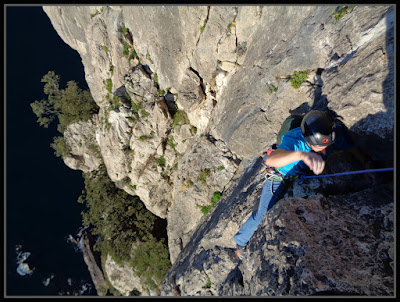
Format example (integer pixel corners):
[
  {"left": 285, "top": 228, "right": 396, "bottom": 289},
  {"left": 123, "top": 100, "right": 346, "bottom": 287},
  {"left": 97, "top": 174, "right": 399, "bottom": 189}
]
[
  {"left": 140, "top": 109, "right": 150, "bottom": 118},
  {"left": 76, "top": 165, "right": 171, "bottom": 294},
  {"left": 204, "top": 277, "right": 212, "bottom": 288},
  {"left": 102, "top": 45, "right": 109, "bottom": 53},
  {"left": 266, "top": 83, "right": 278, "bottom": 94},
  {"left": 128, "top": 49, "right": 138, "bottom": 62},
  {"left": 157, "top": 88, "right": 166, "bottom": 97},
  {"left": 190, "top": 125, "right": 198, "bottom": 135},
  {"left": 78, "top": 165, "right": 159, "bottom": 265},
  {"left": 50, "top": 136, "right": 71, "bottom": 158},
  {"left": 186, "top": 178, "right": 194, "bottom": 187},
  {"left": 90, "top": 11, "right": 100, "bottom": 19},
  {"left": 106, "top": 78, "right": 113, "bottom": 93},
  {"left": 131, "top": 101, "right": 143, "bottom": 115},
  {"left": 123, "top": 41, "right": 130, "bottom": 56},
  {"left": 130, "top": 236, "right": 171, "bottom": 295},
  {"left": 30, "top": 71, "right": 99, "bottom": 134},
  {"left": 211, "top": 191, "right": 222, "bottom": 203},
  {"left": 198, "top": 191, "right": 222, "bottom": 215},
  {"left": 226, "top": 22, "right": 236, "bottom": 37},
  {"left": 108, "top": 95, "right": 121, "bottom": 110},
  {"left": 197, "top": 168, "right": 211, "bottom": 186},
  {"left": 290, "top": 70, "right": 308, "bottom": 89},
  {"left": 234, "top": 41, "right": 247, "bottom": 56},
  {"left": 146, "top": 52, "right": 153, "bottom": 63},
  {"left": 153, "top": 73, "right": 159, "bottom": 84},
  {"left": 200, "top": 19, "right": 208, "bottom": 32},
  {"left": 332, "top": 6, "right": 355, "bottom": 22},
  {"left": 122, "top": 25, "right": 130, "bottom": 36},
  {"left": 167, "top": 136, "right": 177, "bottom": 150},
  {"left": 139, "top": 135, "right": 152, "bottom": 142},
  {"left": 173, "top": 109, "right": 190, "bottom": 127},
  {"left": 156, "top": 156, "right": 166, "bottom": 167}
]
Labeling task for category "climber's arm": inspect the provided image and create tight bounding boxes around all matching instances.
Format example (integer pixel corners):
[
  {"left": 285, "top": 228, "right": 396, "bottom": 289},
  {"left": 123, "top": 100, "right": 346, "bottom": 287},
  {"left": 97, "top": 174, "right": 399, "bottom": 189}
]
[{"left": 266, "top": 149, "right": 325, "bottom": 175}]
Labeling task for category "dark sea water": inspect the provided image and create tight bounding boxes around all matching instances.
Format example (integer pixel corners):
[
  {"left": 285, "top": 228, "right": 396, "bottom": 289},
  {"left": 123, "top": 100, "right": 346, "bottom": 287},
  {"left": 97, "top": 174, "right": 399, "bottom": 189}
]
[{"left": 6, "top": 6, "right": 96, "bottom": 296}]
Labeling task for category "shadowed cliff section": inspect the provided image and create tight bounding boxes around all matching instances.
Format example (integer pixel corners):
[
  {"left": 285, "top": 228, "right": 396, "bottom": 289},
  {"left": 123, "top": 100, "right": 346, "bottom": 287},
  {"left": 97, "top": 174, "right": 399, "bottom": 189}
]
[{"left": 161, "top": 153, "right": 393, "bottom": 296}]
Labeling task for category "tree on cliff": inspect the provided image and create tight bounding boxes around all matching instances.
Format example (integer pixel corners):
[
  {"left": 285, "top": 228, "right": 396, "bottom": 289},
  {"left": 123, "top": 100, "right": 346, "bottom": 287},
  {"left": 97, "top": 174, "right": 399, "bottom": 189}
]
[
  {"left": 31, "top": 71, "right": 99, "bottom": 133},
  {"left": 78, "top": 165, "right": 171, "bottom": 290},
  {"left": 78, "top": 165, "right": 156, "bottom": 263},
  {"left": 31, "top": 71, "right": 99, "bottom": 157}
]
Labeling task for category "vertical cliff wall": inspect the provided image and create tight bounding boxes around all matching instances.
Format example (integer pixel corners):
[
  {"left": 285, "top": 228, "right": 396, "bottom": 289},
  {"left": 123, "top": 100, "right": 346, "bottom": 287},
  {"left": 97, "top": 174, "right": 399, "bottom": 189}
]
[{"left": 43, "top": 5, "right": 394, "bottom": 296}]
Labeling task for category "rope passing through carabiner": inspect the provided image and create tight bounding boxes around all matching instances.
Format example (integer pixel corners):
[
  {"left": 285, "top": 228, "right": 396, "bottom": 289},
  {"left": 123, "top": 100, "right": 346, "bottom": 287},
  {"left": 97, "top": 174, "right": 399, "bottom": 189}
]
[{"left": 297, "top": 167, "right": 394, "bottom": 185}]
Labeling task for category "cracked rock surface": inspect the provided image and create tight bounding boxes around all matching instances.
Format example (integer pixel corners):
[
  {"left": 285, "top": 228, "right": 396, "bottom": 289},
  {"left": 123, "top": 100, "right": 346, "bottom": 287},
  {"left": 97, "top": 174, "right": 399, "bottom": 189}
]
[{"left": 43, "top": 5, "right": 394, "bottom": 296}]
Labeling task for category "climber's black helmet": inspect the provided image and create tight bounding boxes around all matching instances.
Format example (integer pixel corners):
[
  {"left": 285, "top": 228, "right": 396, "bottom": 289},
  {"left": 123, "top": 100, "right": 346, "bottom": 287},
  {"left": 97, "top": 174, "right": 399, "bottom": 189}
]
[{"left": 301, "top": 110, "right": 336, "bottom": 147}]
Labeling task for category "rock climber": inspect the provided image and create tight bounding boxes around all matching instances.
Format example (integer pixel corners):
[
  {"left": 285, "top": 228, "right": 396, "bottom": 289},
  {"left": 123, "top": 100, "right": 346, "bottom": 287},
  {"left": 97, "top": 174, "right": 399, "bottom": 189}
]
[{"left": 234, "top": 109, "right": 374, "bottom": 260}]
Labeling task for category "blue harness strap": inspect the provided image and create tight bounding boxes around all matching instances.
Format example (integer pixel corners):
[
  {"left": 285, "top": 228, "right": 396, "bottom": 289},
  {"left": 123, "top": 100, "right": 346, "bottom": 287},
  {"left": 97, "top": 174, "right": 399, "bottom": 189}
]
[{"left": 297, "top": 168, "right": 394, "bottom": 185}]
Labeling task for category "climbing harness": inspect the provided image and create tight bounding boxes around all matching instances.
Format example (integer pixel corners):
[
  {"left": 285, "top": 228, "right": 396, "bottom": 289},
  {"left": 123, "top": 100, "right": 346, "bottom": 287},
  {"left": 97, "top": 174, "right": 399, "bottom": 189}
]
[
  {"left": 262, "top": 147, "right": 300, "bottom": 182},
  {"left": 264, "top": 167, "right": 284, "bottom": 181},
  {"left": 262, "top": 162, "right": 299, "bottom": 182},
  {"left": 297, "top": 167, "right": 394, "bottom": 185}
]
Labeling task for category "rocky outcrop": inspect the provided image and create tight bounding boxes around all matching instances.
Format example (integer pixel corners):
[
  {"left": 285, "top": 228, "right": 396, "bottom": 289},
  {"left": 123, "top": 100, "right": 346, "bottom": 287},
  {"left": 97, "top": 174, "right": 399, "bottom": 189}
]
[
  {"left": 43, "top": 5, "right": 394, "bottom": 296},
  {"left": 63, "top": 116, "right": 102, "bottom": 173},
  {"left": 104, "top": 254, "right": 158, "bottom": 296},
  {"left": 80, "top": 230, "right": 108, "bottom": 296}
]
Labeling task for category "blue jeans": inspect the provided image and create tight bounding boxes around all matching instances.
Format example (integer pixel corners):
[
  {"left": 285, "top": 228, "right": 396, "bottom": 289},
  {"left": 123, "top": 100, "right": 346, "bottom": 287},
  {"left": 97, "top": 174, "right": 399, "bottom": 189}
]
[{"left": 233, "top": 179, "right": 289, "bottom": 247}]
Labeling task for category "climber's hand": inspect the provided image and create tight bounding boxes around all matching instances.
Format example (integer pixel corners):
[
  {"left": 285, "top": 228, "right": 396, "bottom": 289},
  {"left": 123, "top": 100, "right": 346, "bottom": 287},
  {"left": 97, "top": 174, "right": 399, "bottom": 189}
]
[{"left": 300, "top": 152, "right": 325, "bottom": 175}]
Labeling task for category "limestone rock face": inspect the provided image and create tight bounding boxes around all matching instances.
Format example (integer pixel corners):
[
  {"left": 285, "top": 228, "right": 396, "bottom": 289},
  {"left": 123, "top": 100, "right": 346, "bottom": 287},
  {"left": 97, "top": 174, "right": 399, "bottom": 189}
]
[
  {"left": 63, "top": 116, "right": 102, "bottom": 173},
  {"left": 80, "top": 230, "right": 108, "bottom": 296},
  {"left": 43, "top": 5, "right": 394, "bottom": 296},
  {"left": 104, "top": 254, "right": 158, "bottom": 296},
  {"left": 167, "top": 135, "right": 240, "bottom": 263},
  {"left": 209, "top": 5, "right": 394, "bottom": 159}
]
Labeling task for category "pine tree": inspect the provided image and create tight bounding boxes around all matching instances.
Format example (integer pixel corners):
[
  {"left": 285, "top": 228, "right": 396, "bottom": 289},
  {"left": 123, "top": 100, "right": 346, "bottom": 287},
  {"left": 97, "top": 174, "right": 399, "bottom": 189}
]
[{"left": 30, "top": 71, "right": 99, "bottom": 133}]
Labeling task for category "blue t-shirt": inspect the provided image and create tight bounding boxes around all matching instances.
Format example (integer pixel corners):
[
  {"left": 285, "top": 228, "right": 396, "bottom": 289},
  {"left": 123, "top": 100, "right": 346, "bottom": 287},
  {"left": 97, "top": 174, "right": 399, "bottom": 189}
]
[{"left": 276, "top": 123, "right": 354, "bottom": 176}]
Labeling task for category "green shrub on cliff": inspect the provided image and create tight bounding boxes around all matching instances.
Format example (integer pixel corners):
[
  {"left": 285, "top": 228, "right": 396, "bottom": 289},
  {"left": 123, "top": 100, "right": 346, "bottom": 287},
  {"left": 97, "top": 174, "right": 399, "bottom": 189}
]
[
  {"left": 130, "top": 235, "right": 171, "bottom": 294},
  {"left": 332, "top": 6, "right": 355, "bottom": 22},
  {"left": 166, "top": 136, "right": 177, "bottom": 150},
  {"left": 50, "top": 135, "right": 71, "bottom": 158},
  {"left": 290, "top": 70, "right": 308, "bottom": 89},
  {"left": 200, "top": 19, "right": 208, "bottom": 32},
  {"left": 78, "top": 165, "right": 171, "bottom": 294},
  {"left": 123, "top": 41, "right": 130, "bottom": 56},
  {"left": 198, "top": 191, "right": 222, "bottom": 215},
  {"left": 78, "top": 165, "right": 158, "bottom": 264},
  {"left": 122, "top": 25, "right": 130, "bottom": 36},
  {"left": 173, "top": 109, "right": 190, "bottom": 127},
  {"left": 197, "top": 168, "right": 211, "bottom": 186},
  {"left": 234, "top": 41, "right": 247, "bottom": 56},
  {"left": 102, "top": 45, "right": 109, "bottom": 53},
  {"left": 31, "top": 71, "right": 99, "bottom": 133},
  {"left": 106, "top": 78, "right": 113, "bottom": 93},
  {"left": 156, "top": 156, "right": 166, "bottom": 167}
]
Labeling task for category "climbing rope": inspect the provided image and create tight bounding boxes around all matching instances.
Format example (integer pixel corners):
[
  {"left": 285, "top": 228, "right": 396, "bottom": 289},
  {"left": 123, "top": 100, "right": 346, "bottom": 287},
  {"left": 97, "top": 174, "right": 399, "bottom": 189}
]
[{"left": 297, "top": 167, "right": 394, "bottom": 185}]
